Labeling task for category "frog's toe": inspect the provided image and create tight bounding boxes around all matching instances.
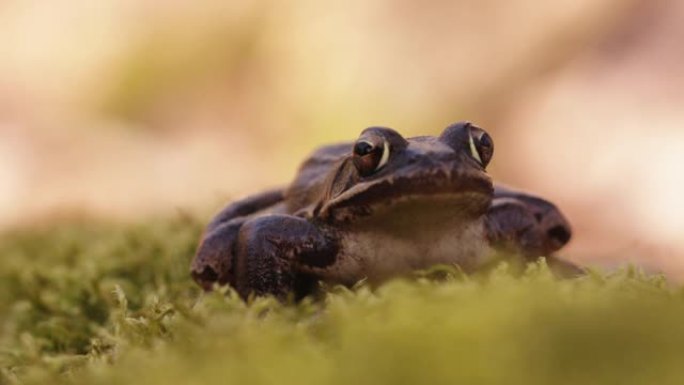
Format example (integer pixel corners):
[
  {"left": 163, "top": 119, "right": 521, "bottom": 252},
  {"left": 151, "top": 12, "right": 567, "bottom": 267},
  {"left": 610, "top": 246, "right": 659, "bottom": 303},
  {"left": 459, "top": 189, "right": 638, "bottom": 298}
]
[
  {"left": 191, "top": 218, "right": 245, "bottom": 291},
  {"left": 535, "top": 204, "right": 572, "bottom": 252},
  {"left": 546, "top": 224, "right": 571, "bottom": 249}
]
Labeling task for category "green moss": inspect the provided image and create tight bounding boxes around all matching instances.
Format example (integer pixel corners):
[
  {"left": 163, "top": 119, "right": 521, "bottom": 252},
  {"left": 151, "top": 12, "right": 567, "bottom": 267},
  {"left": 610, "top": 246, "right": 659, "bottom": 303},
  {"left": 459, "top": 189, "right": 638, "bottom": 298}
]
[
  {"left": 0, "top": 218, "right": 682, "bottom": 385},
  {"left": 99, "top": 20, "right": 268, "bottom": 123}
]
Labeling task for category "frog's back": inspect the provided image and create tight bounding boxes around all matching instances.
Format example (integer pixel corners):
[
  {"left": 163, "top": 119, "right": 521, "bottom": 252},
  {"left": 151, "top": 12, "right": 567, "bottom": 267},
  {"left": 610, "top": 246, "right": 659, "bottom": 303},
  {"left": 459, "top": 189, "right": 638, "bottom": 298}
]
[{"left": 285, "top": 142, "right": 352, "bottom": 213}]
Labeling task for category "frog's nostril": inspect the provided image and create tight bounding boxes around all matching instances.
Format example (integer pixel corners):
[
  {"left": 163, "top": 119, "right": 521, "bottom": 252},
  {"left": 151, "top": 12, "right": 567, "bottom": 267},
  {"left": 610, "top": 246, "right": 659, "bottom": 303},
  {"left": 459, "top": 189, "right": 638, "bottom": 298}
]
[{"left": 547, "top": 225, "right": 571, "bottom": 245}]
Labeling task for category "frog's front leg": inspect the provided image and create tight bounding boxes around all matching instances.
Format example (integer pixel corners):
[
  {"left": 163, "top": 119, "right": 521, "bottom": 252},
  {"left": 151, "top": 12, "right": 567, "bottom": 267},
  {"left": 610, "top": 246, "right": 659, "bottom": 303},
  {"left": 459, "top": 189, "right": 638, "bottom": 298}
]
[
  {"left": 485, "top": 185, "right": 583, "bottom": 276},
  {"left": 193, "top": 214, "right": 337, "bottom": 299}
]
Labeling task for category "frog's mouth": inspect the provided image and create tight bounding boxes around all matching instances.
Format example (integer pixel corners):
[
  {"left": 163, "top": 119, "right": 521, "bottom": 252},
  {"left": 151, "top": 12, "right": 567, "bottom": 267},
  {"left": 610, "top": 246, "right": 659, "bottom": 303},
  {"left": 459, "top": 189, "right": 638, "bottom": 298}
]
[{"left": 319, "top": 167, "right": 494, "bottom": 223}]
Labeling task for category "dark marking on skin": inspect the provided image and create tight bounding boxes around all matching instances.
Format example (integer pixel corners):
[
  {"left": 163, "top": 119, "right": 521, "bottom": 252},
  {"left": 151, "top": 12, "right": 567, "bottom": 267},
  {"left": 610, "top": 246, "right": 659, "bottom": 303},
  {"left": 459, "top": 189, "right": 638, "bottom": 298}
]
[{"left": 293, "top": 273, "right": 320, "bottom": 301}]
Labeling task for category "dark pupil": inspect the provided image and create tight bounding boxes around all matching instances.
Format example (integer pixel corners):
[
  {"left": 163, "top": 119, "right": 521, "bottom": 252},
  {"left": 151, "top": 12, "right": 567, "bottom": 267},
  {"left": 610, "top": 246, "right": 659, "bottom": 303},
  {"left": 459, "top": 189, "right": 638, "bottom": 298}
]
[
  {"left": 354, "top": 141, "right": 374, "bottom": 156},
  {"left": 479, "top": 134, "right": 492, "bottom": 150}
]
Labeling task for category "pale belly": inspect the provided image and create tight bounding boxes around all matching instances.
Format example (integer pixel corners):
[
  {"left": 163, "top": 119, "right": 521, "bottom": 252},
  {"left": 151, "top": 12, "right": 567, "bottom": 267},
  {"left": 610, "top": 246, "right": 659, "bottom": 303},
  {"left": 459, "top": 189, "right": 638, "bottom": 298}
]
[{"left": 307, "top": 218, "right": 494, "bottom": 285}]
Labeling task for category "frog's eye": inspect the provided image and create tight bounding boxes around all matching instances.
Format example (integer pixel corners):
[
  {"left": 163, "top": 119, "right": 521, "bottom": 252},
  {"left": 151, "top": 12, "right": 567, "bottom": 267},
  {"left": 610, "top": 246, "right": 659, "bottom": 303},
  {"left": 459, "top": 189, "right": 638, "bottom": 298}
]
[
  {"left": 353, "top": 139, "right": 390, "bottom": 176},
  {"left": 468, "top": 129, "right": 494, "bottom": 168},
  {"left": 439, "top": 122, "right": 494, "bottom": 169}
]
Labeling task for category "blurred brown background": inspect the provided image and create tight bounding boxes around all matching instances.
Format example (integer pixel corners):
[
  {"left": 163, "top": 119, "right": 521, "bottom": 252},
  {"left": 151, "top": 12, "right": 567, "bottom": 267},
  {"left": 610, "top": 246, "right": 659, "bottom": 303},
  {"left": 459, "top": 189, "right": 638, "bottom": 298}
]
[{"left": 1, "top": 1, "right": 682, "bottom": 277}]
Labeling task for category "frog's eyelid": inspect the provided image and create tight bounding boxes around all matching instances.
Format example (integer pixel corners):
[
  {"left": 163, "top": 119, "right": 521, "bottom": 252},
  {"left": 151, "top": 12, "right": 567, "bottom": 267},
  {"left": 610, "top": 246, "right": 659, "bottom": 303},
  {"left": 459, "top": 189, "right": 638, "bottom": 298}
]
[
  {"left": 469, "top": 134, "right": 483, "bottom": 165},
  {"left": 376, "top": 140, "right": 390, "bottom": 171}
]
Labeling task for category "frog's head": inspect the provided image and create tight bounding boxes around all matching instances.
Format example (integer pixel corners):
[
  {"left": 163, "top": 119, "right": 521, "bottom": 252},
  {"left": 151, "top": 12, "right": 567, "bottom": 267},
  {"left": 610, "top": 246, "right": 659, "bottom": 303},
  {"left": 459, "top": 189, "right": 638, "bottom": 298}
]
[{"left": 317, "top": 122, "right": 495, "bottom": 224}]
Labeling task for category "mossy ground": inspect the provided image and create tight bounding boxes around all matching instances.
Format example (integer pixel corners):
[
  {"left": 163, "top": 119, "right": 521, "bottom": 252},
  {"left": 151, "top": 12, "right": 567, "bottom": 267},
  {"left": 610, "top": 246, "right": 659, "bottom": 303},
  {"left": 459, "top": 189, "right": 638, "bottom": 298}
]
[{"left": 0, "top": 217, "right": 682, "bottom": 385}]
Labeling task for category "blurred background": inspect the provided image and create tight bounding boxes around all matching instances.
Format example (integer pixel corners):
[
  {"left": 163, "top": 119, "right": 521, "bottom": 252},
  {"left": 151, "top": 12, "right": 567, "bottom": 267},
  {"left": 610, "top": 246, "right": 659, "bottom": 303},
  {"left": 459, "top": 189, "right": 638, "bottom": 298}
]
[{"left": 1, "top": 0, "right": 682, "bottom": 277}]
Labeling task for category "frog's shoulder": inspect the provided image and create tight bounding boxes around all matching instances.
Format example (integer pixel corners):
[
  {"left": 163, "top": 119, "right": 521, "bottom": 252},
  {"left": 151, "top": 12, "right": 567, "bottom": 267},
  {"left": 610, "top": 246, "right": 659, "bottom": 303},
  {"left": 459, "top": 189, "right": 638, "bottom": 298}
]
[{"left": 285, "top": 142, "right": 352, "bottom": 214}]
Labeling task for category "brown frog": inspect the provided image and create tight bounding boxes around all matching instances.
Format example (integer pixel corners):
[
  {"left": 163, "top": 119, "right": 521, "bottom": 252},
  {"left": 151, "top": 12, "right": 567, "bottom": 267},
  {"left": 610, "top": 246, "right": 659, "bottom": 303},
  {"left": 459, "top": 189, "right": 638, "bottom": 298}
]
[{"left": 191, "top": 122, "right": 580, "bottom": 299}]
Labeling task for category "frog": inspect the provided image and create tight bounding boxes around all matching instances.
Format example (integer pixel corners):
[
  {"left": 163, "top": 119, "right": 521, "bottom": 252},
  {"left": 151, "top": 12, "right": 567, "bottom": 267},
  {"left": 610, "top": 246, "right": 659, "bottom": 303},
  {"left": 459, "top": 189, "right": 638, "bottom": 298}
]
[{"left": 191, "top": 122, "right": 581, "bottom": 300}]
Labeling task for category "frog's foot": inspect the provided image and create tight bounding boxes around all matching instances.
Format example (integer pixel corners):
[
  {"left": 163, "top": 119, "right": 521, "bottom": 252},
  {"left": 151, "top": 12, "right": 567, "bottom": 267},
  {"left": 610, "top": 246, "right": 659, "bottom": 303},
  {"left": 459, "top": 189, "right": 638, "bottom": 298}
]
[
  {"left": 489, "top": 185, "right": 573, "bottom": 253},
  {"left": 485, "top": 191, "right": 582, "bottom": 276},
  {"left": 192, "top": 214, "right": 336, "bottom": 300},
  {"left": 192, "top": 217, "right": 246, "bottom": 291}
]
